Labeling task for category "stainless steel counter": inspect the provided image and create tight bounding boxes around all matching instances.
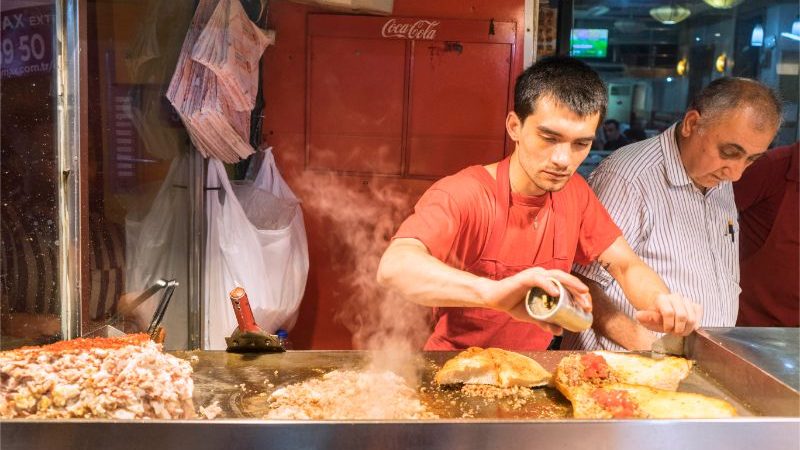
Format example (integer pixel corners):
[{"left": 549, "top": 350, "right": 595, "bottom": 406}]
[
  {"left": 2, "top": 327, "right": 799, "bottom": 450},
  {"left": 699, "top": 327, "right": 799, "bottom": 390}
]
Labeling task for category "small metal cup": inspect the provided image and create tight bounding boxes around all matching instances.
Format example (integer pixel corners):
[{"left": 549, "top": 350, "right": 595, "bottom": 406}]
[{"left": 525, "top": 278, "right": 593, "bottom": 332}]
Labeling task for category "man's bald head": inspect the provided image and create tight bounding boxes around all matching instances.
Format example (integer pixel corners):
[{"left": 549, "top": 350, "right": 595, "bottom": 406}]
[{"left": 688, "top": 77, "right": 782, "bottom": 133}]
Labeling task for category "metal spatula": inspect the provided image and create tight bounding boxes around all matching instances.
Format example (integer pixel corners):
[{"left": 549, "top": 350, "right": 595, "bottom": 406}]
[{"left": 651, "top": 333, "right": 688, "bottom": 357}]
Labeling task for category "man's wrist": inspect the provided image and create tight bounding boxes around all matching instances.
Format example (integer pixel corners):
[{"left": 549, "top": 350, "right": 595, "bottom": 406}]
[
  {"left": 630, "top": 327, "right": 657, "bottom": 351},
  {"left": 470, "top": 276, "right": 496, "bottom": 308}
]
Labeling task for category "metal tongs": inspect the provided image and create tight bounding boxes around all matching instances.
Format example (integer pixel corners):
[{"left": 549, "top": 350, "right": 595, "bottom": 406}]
[
  {"left": 145, "top": 279, "right": 179, "bottom": 343},
  {"left": 84, "top": 279, "right": 179, "bottom": 342}
]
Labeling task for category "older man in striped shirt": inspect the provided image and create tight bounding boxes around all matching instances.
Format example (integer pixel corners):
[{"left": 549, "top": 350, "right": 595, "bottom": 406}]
[{"left": 564, "top": 78, "right": 783, "bottom": 351}]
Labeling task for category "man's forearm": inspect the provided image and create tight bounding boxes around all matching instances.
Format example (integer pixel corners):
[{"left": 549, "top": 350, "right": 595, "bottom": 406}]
[
  {"left": 611, "top": 261, "right": 670, "bottom": 311},
  {"left": 578, "top": 274, "right": 656, "bottom": 351},
  {"left": 377, "top": 239, "right": 493, "bottom": 308},
  {"left": 595, "top": 236, "right": 702, "bottom": 336},
  {"left": 598, "top": 238, "right": 670, "bottom": 311}
]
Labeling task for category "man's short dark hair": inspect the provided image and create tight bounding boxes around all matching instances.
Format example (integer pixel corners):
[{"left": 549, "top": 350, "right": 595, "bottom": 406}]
[
  {"left": 514, "top": 56, "right": 607, "bottom": 125},
  {"left": 689, "top": 77, "right": 783, "bottom": 132},
  {"left": 604, "top": 119, "right": 620, "bottom": 129}
]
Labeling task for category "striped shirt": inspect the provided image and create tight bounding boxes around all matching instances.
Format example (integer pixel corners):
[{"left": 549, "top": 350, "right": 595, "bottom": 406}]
[{"left": 562, "top": 123, "right": 741, "bottom": 351}]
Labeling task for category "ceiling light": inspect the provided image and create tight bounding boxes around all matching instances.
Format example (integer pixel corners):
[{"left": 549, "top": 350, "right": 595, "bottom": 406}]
[
  {"left": 676, "top": 57, "right": 688, "bottom": 76},
  {"left": 792, "top": 17, "right": 800, "bottom": 36},
  {"left": 667, "top": 77, "right": 674, "bottom": 82},
  {"left": 703, "top": 0, "right": 744, "bottom": 9},
  {"left": 715, "top": 53, "right": 727, "bottom": 73},
  {"left": 781, "top": 32, "right": 800, "bottom": 42},
  {"left": 751, "top": 24, "right": 764, "bottom": 47},
  {"left": 650, "top": 5, "right": 691, "bottom": 25}
]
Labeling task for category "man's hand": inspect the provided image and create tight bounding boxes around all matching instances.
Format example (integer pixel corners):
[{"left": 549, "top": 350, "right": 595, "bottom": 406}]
[
  {"left": 482, "top": 267, "right": 593, "bottom": 336},
  {"left": 377, "top": 240, "right": 591, "bottom": 336},
  {"left": 634, "top": 293, "right": 703, "bottom": 336}
]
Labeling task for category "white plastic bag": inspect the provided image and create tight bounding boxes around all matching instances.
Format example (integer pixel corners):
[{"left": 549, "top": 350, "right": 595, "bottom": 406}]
[
  {"left": 125, "top": 154, "right": 191, "bottom": 350},
  {"left": 204, "top": 147, "right": 309, "bottom": 349}
]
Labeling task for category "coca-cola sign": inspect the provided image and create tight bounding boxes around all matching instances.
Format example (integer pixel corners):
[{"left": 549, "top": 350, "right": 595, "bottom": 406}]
[{"left": 381, "top": 19, "right": 440, "bottom": 40}]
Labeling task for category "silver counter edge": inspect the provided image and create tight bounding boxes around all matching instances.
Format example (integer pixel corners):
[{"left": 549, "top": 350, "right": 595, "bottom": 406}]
[{"left": 2, "top": 418, "right": 800, "bottom": 450}]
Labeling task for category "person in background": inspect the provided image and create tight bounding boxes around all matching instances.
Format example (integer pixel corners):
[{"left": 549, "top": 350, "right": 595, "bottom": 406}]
[
  {"left": 734, "top": 142, "right": 799, "bottom": 327},
  {"left": 624, "top": 115, "right": 648, "bottom": 143},
  {"left": 377, "top": 56, "right": 702, "bottom": 352},
  {"left": 602, "top": 119, "right": 630, "bottom": 151},
  {"left": 563, "top": 77, "right": 782, "bottom": 351}
]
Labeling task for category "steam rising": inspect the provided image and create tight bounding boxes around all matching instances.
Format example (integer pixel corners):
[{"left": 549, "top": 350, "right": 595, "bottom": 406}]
[{"left": 295, "top": 170, "right": 432, "bottom": 383}]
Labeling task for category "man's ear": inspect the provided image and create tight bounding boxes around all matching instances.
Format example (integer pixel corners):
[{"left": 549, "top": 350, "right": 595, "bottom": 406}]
[
  {"left": 681, "top": 110, "right": 701, "bottom": 137},
  {"left": 506, "top": 112, "right": 522, "bottom": 142}
]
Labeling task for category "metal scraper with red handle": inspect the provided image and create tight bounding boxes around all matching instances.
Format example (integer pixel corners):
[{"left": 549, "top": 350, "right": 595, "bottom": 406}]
[{"left": 225, "top": 287, "right": 284, "bottom": 353}]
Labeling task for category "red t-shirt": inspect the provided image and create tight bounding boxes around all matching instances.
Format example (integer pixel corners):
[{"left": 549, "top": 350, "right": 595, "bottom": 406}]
[
  {"left": 395, "top": 164, "right": 621, "bottom": 286},
  {"left": 735, "top": 143, "right": 799, "bottom": 259},
  {"left": 734, "top": 143, "right": 799, "bottom": 326}
]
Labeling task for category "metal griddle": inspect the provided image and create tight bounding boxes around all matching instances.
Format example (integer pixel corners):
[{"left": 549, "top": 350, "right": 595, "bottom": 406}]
[
  {"left": 2, "top": 328, "right": 799, "bottom": 450},
  {"left": 187, "top": 348, "right": 757, "bottom": 420}
]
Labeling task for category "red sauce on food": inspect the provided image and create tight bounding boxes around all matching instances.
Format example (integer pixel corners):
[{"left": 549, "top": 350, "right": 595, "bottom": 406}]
[
  {"left": 591, "top": 388, "right": 638, "bottom": 418},
  {"left": 580, "top": 353, "right": 610, "bottom": 381},
  {"left": 15, "top": 333, "right": 150, "bottom": 353}
]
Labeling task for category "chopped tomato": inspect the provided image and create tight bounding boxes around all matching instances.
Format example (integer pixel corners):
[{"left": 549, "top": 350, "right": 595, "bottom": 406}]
[
  {"left": 591, "top": 388, "right": 638, "bottom": 419},
  {"left": 580, "top": 353, "right": 610, "bottom": 381}
]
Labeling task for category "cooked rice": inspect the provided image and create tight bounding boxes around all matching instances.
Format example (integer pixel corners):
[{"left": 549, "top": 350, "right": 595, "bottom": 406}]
[
  {"left": 460, "top": 384, "right": 536, "bottom": 401},
  {"left": 265, "top": 369, "right": 438, "bottom": 420},
  {"left": 199, "top": 401, "right": 223, "bottom": 419},
  {"left": 0, "top": 334, "right": 195, "bottom": 419}
]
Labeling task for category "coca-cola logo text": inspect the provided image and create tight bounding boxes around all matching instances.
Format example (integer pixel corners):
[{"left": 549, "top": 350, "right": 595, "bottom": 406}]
[{"left": 381, "top": 19, "right": 439, "bottom": 40}]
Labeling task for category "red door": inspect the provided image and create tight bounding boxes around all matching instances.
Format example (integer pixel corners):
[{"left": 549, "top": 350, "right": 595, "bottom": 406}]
[
  {"left": 307, "top": 36, "right": 407, "bottom": 175},
  {"left": 261, "top": 1, "right": 525, "bottom": 349},
  {"left": 306, "top": 14, "right": 516, "bottom": 179},
  {"left": 407, "top": 39, "right": 513, "bottom": 177}
]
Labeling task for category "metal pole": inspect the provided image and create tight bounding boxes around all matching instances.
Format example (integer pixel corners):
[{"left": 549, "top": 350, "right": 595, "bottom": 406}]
[
  {"left": 555, "top": 0, "right": 574, "bottom": 57},
  {"left": 524, "top": 0, "right": 538, "bottom": 67},
  {"left": 55, "top": 0, "right": 82, "bottom": 339},
  {"left": 188, "top": 152, "right": 205, "bottom": 349}
]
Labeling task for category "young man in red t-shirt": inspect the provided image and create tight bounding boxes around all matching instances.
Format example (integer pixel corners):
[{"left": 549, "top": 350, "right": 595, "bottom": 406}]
[{"left": 377, "top": 56, "right": 703, "bottom": 351}]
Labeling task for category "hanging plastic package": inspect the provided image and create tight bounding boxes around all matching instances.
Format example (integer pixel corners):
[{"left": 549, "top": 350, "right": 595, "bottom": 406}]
[
  {"left": 204, "top": 147, "right": 309, "bottom": 349},
  {"left": 191, "top": 0, "right": 272, "bottom": 112}
]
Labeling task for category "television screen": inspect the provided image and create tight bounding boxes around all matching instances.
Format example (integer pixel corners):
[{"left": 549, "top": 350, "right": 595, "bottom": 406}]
[{"left": 570, "top": 29, "right": 609, "bottom": 58}]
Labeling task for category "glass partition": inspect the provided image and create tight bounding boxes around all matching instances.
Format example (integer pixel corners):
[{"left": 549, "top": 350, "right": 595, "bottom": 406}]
[
  {"left": 81, "top": 0, "right": 198, "bottom": 349},
  {"left": 1, "top": 0, "right": 202, "bottom": 351},
  {"left": 1, "top": 0, "right": 60, "bottom": 349},
  {"left": 570, "top": 0, "right": 799, "bottom": 175}
]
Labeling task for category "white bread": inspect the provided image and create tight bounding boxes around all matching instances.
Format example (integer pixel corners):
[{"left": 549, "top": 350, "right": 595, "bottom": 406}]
[
  {"left": 594, "top": 351, "right": 692, "bottom": 391},
  {"left": 554, "top": 351, "right": 734, "bottom": 419},
  {"left": 554, "top": 351, "right": 692, "bottom": 397},
  {"left": 435, "top": 347, "right": 552, "bottom": 388},
  {"left": 568, "top": 382, "right": 737, "bottom": 419}
]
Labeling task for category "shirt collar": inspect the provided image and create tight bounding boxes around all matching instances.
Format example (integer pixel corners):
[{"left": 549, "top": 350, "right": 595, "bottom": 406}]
[{"left": 660, "top": 123, "right": 694, "bottom": 188}]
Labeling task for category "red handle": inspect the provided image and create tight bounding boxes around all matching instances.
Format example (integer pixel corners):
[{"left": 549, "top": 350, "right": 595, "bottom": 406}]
[{"left": 229, "top": 287, "right": 261, "bottom": 333}]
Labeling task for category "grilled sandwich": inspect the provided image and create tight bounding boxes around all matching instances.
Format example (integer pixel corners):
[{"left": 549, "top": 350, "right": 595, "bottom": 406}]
[
  {"left": 555, "top": 351, "right": 692, "bottom": 393},
  {"left": 435, "top": 347, "right": 552, "bottom": 388},
  {"left": 554, "top": 351, "right": 735, "bottom": 419},
  {"left": 567, "top": 382, "right": 737, "bottom": 419}
]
